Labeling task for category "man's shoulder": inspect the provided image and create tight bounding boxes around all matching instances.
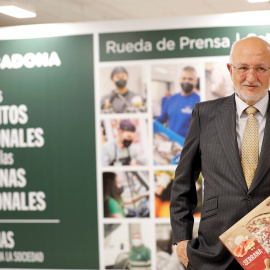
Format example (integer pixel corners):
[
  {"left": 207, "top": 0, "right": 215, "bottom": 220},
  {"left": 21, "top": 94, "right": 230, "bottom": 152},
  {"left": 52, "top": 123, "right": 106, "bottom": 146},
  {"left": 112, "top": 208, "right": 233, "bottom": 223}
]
[
  {"left": 101, "top": 92, "right": 112, "bottom": 101},
  {"left": 169, "top": 92, "right": 199, "bottom": 100},
  {"left": 196, "top": 94, "right": 234, "bottom": 111},
  {"left": 126, "top": 89, "right": 137, "bottom": 97},
  {"left": 129, "top": 143, "right": 140, "bottom": 154},
  {"left": 141, "top": 244, "right": 151, "bottom": 252},
  {"left": 167, "top": 93, "right": 181, "bottom": 102},
  {"left": 190, "top": 92, "right": 200, "bottom": 101}
]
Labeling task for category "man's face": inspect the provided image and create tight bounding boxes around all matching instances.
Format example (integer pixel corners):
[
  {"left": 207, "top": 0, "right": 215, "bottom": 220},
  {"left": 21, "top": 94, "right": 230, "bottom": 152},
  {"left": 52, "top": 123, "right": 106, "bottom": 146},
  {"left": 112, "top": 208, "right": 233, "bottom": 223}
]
[
  {"left": 180, "top": 71, "right": 197, "bottom": 87},
  {"left": 132, "top": 234, "right": 141, "bottom": 240},
  {"left": 122, "top": 130, "right": 135, "bottom": 141},
  {"left": 118, "top": 130, "right": 135, "bottom": 145},
  {"left": 112, "top": 72, "right": 128, "bottom": 89},
  {"left": 132, "top": 233, "right": 142, "bottom": 248},
  {"left": 180, "top": 70, "right": 198, "bottom": 95},
  {"left": 227, "top": 38, "right": 270, "bottom": 105}
]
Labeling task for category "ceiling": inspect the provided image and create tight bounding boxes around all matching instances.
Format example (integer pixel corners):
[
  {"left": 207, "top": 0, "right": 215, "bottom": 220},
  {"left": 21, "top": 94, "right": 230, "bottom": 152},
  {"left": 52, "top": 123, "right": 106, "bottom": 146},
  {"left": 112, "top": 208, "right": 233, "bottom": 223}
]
[{"left": 0, "top": 0, "right": 270, "bottom": 27}]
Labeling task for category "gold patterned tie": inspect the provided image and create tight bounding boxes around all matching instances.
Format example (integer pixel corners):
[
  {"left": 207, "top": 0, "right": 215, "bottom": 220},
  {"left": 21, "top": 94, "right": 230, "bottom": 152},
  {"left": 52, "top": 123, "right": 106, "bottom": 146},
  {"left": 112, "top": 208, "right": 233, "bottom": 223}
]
[{"left": 241, "top": 106, "right": 258, "bottom": 189}]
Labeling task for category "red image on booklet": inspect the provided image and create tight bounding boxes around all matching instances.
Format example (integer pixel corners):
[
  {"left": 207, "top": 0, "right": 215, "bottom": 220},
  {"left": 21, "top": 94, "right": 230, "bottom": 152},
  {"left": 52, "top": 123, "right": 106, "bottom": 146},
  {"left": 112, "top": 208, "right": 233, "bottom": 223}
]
[{"left": 220, "top": 197, "right": 270, "bottom": 270}]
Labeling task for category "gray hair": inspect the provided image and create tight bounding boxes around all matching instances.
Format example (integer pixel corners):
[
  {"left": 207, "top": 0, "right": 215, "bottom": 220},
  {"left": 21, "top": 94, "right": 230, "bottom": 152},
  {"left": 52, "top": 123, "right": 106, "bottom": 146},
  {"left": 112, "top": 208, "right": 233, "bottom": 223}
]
[
  {"left": 183, "top": 66, "right": 196, "bottom": 73},
  {"left": 182, "top": 66, "right": 197, "bottom": 77}
]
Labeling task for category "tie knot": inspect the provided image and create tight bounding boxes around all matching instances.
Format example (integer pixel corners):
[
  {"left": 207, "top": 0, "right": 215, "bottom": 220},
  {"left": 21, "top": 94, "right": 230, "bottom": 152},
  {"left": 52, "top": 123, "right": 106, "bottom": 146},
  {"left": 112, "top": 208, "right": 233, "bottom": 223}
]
[{"left": 245, "top": 106, "right": 258, "bottom": 116}]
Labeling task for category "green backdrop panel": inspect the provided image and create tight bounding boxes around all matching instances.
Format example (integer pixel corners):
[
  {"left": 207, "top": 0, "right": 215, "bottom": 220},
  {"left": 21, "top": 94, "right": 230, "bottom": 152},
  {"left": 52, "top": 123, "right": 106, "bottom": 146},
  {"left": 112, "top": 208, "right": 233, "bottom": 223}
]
[
  {"left": 0, "top": 35, "right": 98, "bottom": 269},
  {"left": 100, "top": 25, "right": 270, "bottom": 61}
]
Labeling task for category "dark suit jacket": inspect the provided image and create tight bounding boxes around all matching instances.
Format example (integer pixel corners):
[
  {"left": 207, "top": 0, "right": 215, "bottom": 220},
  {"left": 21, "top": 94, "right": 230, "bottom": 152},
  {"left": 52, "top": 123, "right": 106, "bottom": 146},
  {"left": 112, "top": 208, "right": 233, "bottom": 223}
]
[{"left": 170, "top": 93, "right": 270, "bottom": 270}]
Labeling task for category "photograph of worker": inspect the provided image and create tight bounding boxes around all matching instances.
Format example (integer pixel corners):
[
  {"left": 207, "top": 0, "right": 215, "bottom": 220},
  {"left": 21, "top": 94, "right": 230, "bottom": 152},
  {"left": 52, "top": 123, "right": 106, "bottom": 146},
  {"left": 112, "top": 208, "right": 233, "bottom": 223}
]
[
  {"left": 155, "top": 223, "right": 199, "bottom": 270},
  {"left": 151, "top": 63, "right": 201, "bottom": 165},
  {"left": 100, "top": 65, "right": 147, "bottom": 114},
  {"left": 103, "top": 171, "right": 150, "bottom": 218},
  {"left": 154, "top": 171, "right": 203, "bottom": 219},
  {"left": 205, "top": 60, "right": 234, "bottom": 101},
  {"left": 101, "top": 118, "right": 148, "bottom": 166},
  {"left": 104, "top": 222, "right": 152, "bottom": 269}
]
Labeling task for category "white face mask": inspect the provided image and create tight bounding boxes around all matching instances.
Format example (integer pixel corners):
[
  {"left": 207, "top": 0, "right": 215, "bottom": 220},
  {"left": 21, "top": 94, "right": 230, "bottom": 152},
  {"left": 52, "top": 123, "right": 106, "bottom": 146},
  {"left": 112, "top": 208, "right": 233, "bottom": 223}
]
[{"left": 132, "top": 239, "right": 142, "bottom": 247}]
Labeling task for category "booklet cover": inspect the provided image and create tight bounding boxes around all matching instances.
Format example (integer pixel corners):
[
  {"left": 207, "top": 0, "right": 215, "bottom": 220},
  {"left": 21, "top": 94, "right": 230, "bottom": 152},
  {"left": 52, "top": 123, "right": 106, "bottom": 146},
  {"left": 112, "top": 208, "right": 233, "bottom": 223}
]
[{"left": 219, "top": 196, "right": 270, "bottom": 270}]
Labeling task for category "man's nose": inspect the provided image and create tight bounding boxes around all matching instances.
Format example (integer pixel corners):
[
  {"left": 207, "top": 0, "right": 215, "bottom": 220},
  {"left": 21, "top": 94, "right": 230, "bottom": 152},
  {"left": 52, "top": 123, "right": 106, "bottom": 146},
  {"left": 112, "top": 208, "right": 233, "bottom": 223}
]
[{"left": 246, "top": 68, "right": 258, "bottom": 83}]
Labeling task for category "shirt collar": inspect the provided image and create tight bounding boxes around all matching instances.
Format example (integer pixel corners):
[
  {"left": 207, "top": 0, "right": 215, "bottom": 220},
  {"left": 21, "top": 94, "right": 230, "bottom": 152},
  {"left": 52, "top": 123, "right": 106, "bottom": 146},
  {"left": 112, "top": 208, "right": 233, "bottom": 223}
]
[{"left": 235, "top": 92, "right": 269, "bottom": 117}]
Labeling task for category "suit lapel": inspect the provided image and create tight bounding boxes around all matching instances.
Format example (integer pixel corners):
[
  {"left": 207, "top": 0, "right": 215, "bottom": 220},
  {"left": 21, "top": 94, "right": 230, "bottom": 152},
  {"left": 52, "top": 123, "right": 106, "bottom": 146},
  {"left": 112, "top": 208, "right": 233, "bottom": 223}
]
[
  {"left": 215, "top": 94, "right": 247, "bottom": 192},
  {"left": 249, "top": 93, "right": 270, "bottom": 193}
]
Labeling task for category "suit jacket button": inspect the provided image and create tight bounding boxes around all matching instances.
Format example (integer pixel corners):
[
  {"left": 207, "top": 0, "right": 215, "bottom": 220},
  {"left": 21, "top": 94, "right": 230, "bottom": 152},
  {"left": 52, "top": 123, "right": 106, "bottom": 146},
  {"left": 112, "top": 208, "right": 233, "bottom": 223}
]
[{"left": 247, "top": 195, "right": 252, "bottom": 201}]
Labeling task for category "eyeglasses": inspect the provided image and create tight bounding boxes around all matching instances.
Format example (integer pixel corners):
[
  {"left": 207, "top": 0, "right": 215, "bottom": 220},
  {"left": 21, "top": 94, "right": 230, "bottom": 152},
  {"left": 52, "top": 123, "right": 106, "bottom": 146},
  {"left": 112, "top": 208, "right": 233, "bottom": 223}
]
[{"left": 231, "top": 64, "right": 270, "bottom": 76}]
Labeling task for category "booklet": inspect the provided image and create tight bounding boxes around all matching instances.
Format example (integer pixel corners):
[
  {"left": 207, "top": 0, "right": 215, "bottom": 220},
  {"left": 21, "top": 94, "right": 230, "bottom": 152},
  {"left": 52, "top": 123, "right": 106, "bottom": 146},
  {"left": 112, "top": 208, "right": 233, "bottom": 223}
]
[{"left": 219, "top": 196, "right": 270, "bottom": 270}]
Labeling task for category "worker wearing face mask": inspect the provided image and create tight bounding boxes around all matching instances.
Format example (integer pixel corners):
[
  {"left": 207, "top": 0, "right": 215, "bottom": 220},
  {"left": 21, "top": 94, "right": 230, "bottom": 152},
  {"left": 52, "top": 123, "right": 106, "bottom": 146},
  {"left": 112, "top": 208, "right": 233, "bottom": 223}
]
[
  {"left": 155, "top": 66, "right": 200, "bottom": 138},
  {"left": 129, "top": 233, "right": 151, "bottom": 270},
  {"left": 101, "top": 66, "right": 143, "bottom": 113},
  {"left": 103, "top": 172, "right": 149, "bottom": 218},
  {"left": 102, "top": 120, "right": 147, "bottom": 166}
]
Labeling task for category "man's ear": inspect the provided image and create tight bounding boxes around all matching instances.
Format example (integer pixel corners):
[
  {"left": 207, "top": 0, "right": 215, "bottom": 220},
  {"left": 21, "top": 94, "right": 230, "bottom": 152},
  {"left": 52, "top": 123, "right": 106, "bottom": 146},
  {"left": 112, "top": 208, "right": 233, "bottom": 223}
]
[
  {"left": 227, "top": 63, "right": 233, "bottom": 78},
  {"left": 195, "top": 77, "right": 199, "bottom": 87}
]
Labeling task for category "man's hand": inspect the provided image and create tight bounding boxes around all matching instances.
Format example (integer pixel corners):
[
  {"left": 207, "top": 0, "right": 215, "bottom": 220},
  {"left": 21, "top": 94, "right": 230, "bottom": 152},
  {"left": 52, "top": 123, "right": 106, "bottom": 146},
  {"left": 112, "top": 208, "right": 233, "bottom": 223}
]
[{"left": 176, "top": 240, "right": 189, "bottom": 268}]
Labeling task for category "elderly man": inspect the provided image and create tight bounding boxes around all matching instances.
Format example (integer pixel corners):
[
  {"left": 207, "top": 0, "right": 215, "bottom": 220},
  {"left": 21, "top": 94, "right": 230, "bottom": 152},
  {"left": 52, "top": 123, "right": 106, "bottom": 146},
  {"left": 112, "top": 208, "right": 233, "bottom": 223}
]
[
  {"left": 170, "top": 36, "right": 270, "bottom": 270},
  {"left": 155, "top": 66, "right": 200, "bottom": 138}
]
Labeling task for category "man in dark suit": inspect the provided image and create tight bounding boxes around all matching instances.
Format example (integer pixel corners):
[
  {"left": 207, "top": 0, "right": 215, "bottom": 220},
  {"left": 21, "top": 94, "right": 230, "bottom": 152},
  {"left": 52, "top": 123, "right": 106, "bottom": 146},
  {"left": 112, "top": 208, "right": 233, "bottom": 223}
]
[{"left": 170, "top": 36, "right": 270, "bottom": 270}]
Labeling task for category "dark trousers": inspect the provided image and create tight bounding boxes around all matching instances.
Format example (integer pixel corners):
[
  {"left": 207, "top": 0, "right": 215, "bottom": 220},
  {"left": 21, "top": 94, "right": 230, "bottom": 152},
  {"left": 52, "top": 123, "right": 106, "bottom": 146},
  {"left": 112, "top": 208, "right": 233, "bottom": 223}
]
[{"left": 226, "top": 259, "right": 243, "bottom": 270}]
